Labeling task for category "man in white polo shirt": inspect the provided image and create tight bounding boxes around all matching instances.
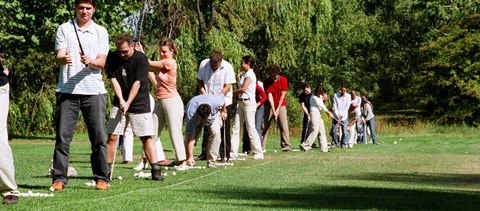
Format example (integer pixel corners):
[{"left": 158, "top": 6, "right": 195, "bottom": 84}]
[
  {"left": 196, "top": 50, "right": 236, "bottom": 163},
  {"left": 51, "top": 0, "right": 110, "bottom": 191}
]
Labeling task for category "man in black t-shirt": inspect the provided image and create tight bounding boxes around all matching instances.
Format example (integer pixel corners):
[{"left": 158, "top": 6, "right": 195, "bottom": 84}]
[
  {"left": 105, "top": 34, "right": 162, "bottom": 181},
  {"left": 299, "top": 83, "right": 313, "bottom": 144}
]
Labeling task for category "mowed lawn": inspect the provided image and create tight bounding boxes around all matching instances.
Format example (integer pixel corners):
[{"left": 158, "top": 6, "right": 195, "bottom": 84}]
[{"left": 5, "top": 126, "right": 480, "bottom": 210}]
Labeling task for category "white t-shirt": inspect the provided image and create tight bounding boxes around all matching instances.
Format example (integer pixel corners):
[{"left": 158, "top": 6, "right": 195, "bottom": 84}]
[
  {"left": 55, "top": 19, "right": 109, "bottom": 95},
  {"left": 238, "top": 69, "right": 256, "bottom": 100},
  {"left": 197, "top": 59, "right": 236, "bottom": 105}
]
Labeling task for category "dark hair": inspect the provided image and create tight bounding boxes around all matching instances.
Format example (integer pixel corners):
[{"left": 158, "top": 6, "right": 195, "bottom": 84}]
[
  {"left": 266, "top": 64, "right": 280, "bottom": 75},
  {"left": 341, "top": 84, "right": 348, "bottom": 89},
  {"left": 314, "top": 84, "right": 325, "bottom": 96},
  {"left": 209, "top": 50, "right": 223, "bottom": 64},
  {"left": 75, "top": 0, "right": 96, "bottom": 7},
  {"left": 302, "top": 83, "right": 311, "bottom": 89},
  {"left": 242, "top": 55, "right": 260, "bottom": 73},
  {"left": 197, "top": 104, "right": 211, "bottom": 119},
  {"left": 115, "top": 33, "right": 133, "bottom": 46},
  {"left": 158, "top": 38, "right": 178, "bottom": 56}
]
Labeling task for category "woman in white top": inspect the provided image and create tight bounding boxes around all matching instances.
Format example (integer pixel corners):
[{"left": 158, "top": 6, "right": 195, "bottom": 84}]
[
  {"left": 230, "top": 56, "right": 264, "bottom": 160},
  {"left": 300, "top": 84, "right": 333, "bottom": 152}
]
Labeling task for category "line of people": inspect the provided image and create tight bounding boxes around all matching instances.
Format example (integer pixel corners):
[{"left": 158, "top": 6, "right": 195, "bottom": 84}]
[{"left": 298, "top": 83, "right": 379, "bottom": 152}]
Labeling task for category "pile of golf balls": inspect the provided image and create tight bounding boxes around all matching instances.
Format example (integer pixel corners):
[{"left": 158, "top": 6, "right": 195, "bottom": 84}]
[{"left": 21, "top": 191, "right": 54, "bottom": 197}]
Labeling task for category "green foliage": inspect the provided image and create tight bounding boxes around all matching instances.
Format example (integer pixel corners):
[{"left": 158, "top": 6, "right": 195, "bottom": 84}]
[
  {"left": 2, "top": 0, "right": 480, "bottom": 135},
  {"left": 419, "top": 13, "right": 480, "bottom": 126}
]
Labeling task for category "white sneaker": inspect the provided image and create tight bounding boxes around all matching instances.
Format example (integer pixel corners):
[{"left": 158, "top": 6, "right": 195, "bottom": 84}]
[
  {"left": 253, "top": 153, "right": 264, "bottom": 160},
  {"left": 174, "top": 163, "right": 189, "bottom": 171},
  {"left": 133, "top": 161, "right": 148, "bottom": 171}
]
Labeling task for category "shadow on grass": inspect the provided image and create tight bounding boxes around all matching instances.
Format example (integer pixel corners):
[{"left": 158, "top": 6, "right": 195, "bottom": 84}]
[
  {"left": 345, "top": 172, "right": 480, "bottom": 187},
  {"left": 197, "top": 184, "right": 480, "bottom": 210}
]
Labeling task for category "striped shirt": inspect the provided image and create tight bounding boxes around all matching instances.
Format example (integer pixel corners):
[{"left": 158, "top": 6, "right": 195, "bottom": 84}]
[{"left": 55, "top": 19, "right": 109, "bottom": 95}]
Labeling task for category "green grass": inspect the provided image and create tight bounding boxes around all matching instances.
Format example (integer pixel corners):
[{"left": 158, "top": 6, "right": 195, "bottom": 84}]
[{"left": 4, "top": 125, "right": 480, "bottom": 210}]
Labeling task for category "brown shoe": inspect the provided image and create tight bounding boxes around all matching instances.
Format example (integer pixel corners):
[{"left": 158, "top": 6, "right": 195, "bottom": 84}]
[
  {"left": 151, "top": 164, "right": 164, "bottom": 181},
  {"left": 2, "top": 195, "right": 19, "bottom": 205},
  {"left": 50, "top": 182, "right": 65, "bottom": 191},
  {"left": 95, "top": 180, "right": 109, "bottom": 190}
]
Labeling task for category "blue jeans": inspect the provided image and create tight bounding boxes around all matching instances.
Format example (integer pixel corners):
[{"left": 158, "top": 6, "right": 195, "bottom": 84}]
[
  {"left": 53, "top": 93, "right": 109, "bottom": 184},
  {"left": 332, "top": 119, "right": 348, "bottom": 146},
  {"left": 362, "top": 117, "right": 378, "bottom": 144}
]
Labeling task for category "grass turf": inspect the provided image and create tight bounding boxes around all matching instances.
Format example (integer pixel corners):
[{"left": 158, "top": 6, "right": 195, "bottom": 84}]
[{"left": 4, "top": 126, "right": 480, "bottom": 210}]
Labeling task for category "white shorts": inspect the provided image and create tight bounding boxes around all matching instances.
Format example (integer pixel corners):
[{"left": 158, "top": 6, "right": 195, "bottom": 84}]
[{"left": 107, "top": 106, "right": 154, "bottom": 137}]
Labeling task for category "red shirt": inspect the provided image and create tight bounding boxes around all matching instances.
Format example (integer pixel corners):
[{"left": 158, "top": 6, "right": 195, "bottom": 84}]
[
  {"left": 256, "top": 83, "right": 267, "bottom": 105},
  {"left": 264, "top": 75, "right": 288, "bottom": 107}
]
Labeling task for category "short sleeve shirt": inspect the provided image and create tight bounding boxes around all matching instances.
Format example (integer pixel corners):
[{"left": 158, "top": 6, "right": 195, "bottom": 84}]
[
  {"left": 299, "top": 92, "right": 312, "bottom": 112},
  {"left": 197, "top": 59, "right": 236, "bottom": 105},
  {"left": 55, "top": 19, "right": 109, "bottom": 95},
  {"left": 264, "top": 75, "right": 288, "bottom": 107},
  {"left": 185, "top": 95, "right": 225, "bottom": 125},
  {"left": 238, "top": 69, "right": 257, "bottom": 100},
  {"left": 106, "top": 50, "right": 150, "bottom": 113}
]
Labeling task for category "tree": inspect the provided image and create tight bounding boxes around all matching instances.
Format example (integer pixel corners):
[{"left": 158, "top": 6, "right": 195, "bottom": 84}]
[{"left": 419, "top": 13, "right": 480, "bottom": 126}]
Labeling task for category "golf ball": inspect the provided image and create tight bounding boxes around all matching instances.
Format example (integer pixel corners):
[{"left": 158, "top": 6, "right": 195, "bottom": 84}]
[
  {"left": 117, "top": 176, "right": 123, "bottom": 180},
  {"left": 49, "top": 187, "right": 55, "bottom": 192},
  {"left": 273, "top": 150, "right": 277, "bottom": 153},
  {"left": 394, "top": 141, "right": 397, "bottom": 144},
  {"left": 172, "top": 172, "right": 176, "bottom": 176}
]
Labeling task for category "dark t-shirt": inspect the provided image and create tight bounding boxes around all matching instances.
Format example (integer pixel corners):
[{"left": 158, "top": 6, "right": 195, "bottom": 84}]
[
  {"left": 106, "top": 50, "right": 150, "bottom": 113},
  {"left": 299, "top": 92, "right": 312, "bottom": 112}
]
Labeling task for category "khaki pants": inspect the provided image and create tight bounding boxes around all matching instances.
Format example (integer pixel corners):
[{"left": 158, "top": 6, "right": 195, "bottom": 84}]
[{"left": 0, "top": 84, "right": 19, "bottom": 197}]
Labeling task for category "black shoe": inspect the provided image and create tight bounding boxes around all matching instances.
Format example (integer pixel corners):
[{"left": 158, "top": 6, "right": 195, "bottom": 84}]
[
  {"left": 311, "top": 143, "right": 319, "bottom": 148},
  {"left": 196, "top": 154, "right": 207, "bottom": 161},
  {"left": 151, "top": 164, "right": 164, "bottom": 181},
  {"left": 2, "top": 195, "right": 18, "bottom": 205}
]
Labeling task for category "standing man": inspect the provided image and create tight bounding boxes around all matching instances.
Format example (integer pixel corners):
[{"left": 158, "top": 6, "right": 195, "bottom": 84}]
[
  {"left": 184, "top": 95, "right": 226, "bottom": 168},
  {"left": 299, "top": 83, "right": 313, "bottom": 145},
  {"left": 262, "top": 65, "right": 292, "bottom": 152},
  {"left": 332, "top": 84, "right": 351, "bottom": 148},
  {"left": 0, "top": 50, "right": 20, "bottom": 205},
  {"left": 105, "top": 34, "right": 162, "bottom": 181},
  {"left": 51, "top": 0, "right": 110, "bottom": 191},
  {"left": 350, "top": 90, "right": 363, "bottom": 143},
  {"left": 196, "top": 51, "right": 236, "bottom": 161}
]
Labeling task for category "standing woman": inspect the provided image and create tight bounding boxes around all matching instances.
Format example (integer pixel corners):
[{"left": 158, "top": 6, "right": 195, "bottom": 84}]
[
  {"left": 231, "top": 56, "right": 264, "bottom": 160},
  {"left": 146, "top": 38, "right": 187, "bottom": 169},
  {"left": 299, "top": 84, "right": 333, "bottom": 152},
  {"left": 361, "top": 96, "right": 378, "bottom": 144},
  {"left": 0, "top": 51, "right": 20, "bottom": 204}
]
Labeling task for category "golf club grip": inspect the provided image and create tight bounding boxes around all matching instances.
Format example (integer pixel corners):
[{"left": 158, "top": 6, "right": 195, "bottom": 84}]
[{"left": 71, "top": 19, "right": 88, "bottom": 67}]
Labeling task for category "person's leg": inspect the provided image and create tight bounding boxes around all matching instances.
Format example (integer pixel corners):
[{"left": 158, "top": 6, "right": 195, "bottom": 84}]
[
  {"left": 278, "top": 106, "right": 291, "bottom": 151},
  {"left": 81, "top": 94, "right": 109, "bottom": 183},
  {"left": 207, "top": 115, "right": 222, "bottom": 164},
  {"left": 122, "top": 124, "right": 134, "bottom": 163},
  {"left": 162, "top": 96, "right": 186, "bottom": 162},
  {"left": 241, "top": 122, "right": 251, "bottom": 154},
  {"left": 52, "top": 93, "right": 80, "bottom": 186},
  {"left": 301, "top": 110, "right": 320, "bottom": 150},
  {"left": 244, "top": 100, "right": 263, "bottom": 157},
  {"left": 0, "top": 84, "right": 19, "bottom": 196},
  {"left": 106, "top": 106, "right": 125, "bottom": 165},
  {"left": 230, "top": 103, "right": 243, "bottom": 159},
  {"left": 368, "top": 118, "right": 378, "bottom": 144},
  {"left": 261, "top": 104, "right": 273, "bottom": 151},
  {"left": 151, "top": 96, "right": 167, "bottom": 162},
  {"left": 301, "top": 114, "right": 309, "bottom": 143},
  {"left": 332, "top": 120, "right": 340, "bottom": 146},
  {"left": 340, "top": 120, "right": 349, "bottom": 147},
  {"left": 219, "top": 104, "right": 232, "bottom": 160},
  {"left": 318, "top": 116, "right": 329, "bottom": 152},
  {"left": 255, "top": 105, "right": 265, "bottom": 143}
]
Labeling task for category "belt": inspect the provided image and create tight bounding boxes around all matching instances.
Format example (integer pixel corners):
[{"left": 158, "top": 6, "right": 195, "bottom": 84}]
[{"left": 238, "top": 98, "right": 250, "bottom": 101}]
